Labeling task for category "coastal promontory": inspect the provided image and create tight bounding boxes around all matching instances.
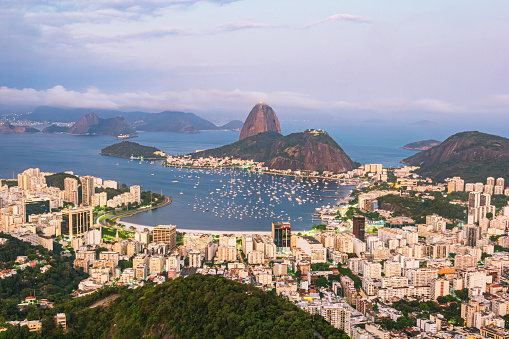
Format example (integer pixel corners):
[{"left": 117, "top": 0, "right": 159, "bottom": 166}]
[
  {"left": 192, "top": 129, "right": 355, "bottom": 173},
  {"left": 0, "top": 123, "right": 39, "bottom": 134},
  {"left": 402, "top": 131, "right": 509, "bottom": 181},
  {"left": 192, "top": 104, "right": 355, "bottom": 173},
  {"left": 100, "top": 141, "right": 166, "bottom": 159},
  {"left": 401, "top": 139, "right": 441, "bottom": 150}
]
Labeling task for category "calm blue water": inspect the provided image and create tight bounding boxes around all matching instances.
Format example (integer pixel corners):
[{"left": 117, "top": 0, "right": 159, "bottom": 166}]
[{"left": 0, "top": 128, "right": 418, "bottom": 231}]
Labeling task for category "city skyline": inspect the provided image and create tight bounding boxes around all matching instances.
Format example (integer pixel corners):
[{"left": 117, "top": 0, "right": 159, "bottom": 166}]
[{"left": 0, "top": 0, "right": 508, "bottom": 123}]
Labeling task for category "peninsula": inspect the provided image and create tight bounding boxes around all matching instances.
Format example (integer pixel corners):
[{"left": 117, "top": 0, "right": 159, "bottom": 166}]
[
  {"left": 100, "top": 141, "right": 166, "bottom": 160},
  {"left": 187, "top": 103, "right": 355, "bottom": 173},
  {"left": 402, "top": 131, "right": 509, "bottom": 181},
  {"left": 400, "top": 139, "right": 441, "bottom": 150},
  {"left": 0, "top": 123, "right": 39, "bottom": 134}
]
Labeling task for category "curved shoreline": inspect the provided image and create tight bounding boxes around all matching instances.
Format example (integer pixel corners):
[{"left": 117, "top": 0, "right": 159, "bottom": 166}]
[{"left": 118, "top": 221, "right": 271, "bottom": 236}]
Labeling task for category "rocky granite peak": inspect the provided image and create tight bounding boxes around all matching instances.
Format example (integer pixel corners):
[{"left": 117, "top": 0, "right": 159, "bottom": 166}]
[
  {"left": 68, "top": 112, "right": 99, "bottom": 135},
  {"left": 239, "top": 103, "right": 281, "bottom": 141}
]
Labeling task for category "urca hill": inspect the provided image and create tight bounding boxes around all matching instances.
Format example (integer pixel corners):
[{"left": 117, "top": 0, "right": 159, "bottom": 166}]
[
  {"left": 402, "top": 131, "right": 509, "bottom": 182},
  {"left": 191, "top": 103, "right": 355, "bottom": 173}
]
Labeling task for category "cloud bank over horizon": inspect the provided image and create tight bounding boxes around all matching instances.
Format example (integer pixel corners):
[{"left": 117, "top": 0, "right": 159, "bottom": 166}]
[{"left": 1, "top": 85, "right": 507, "bottom": 118}]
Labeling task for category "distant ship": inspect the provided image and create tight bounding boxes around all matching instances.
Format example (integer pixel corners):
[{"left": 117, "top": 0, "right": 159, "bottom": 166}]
[{"left": 117, "top": 134, "right": 137, "bottom": 140}]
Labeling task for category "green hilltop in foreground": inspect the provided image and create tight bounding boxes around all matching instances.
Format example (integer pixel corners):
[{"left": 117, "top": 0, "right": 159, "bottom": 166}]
[
  {"left": 402, "top": 131, "right": 509, "bottom": 182},
  {"left": 191, "top": 130, "right": 355, "bottom": 173},
  {"left": 2, "top": 274, "right": 348, "bottom": 338}
]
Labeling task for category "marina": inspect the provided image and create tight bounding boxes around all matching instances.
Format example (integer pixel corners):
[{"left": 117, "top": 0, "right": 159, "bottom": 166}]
[{"left": 123, "top": 166, "right": 355, "bottom": 231}]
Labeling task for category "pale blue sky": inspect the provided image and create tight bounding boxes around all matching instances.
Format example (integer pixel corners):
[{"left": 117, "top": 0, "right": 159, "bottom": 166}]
[{"left": 0, "top": 0, "right": 508, "bottom": 121}]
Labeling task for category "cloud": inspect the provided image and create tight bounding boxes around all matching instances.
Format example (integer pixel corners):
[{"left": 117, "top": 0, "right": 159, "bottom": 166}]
[
  {"left": 214, "top": 21, "right": 281, "bottom": 33},
  {"left": 0, "top": 86, "right": 502, "bottom": 115},
  {"left": 72, "top": 27, "right": 189, "bottom": 44},
  {"left": 0, "top": 86, "right": 357, "bottom": 112},
  {"left": 412, "top": 99, "right": 462, "bottom": 113},
  {"left": 306, "top": 14, "right": 370, "bottom": 28},
  {"left": 410, "top": 120, "right": 438, "bottom": 127}
]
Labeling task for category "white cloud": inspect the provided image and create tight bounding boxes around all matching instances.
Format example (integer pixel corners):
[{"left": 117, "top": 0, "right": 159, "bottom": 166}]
[
  {"left": 0, "top": 85, "right": 483, "bottom": 115},
  {"left": 412, "top": 99, "right": 462, "bottom": 113},
  {"left": 214, "top": 21, "right": 282, "bottom": 33},
  {"left": 305, "top": 14, "right": 370, "bottom": 28},
  {"left": 0, "top": 86, "right": 357, "bottom": 112}
]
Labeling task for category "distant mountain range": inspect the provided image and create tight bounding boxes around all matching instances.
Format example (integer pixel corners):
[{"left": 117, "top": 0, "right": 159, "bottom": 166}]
[
  {"left": 26, "top": 106, "right": 242, "bottom": 134},
  {"left": 402, "top": 131, "right": 509, "bottom": 181}
]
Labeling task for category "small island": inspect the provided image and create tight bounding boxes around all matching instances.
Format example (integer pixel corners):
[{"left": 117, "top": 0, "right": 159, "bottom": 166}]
[
  {"left": 401, "top": 139, "right": 441, "bottom": 150},
  {"left": 100, "top": 141, "right": 166, "bottom": 160}
]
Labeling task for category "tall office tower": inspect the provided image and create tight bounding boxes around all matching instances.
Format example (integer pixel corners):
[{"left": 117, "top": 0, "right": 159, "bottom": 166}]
[
  {"left": 466, "top": 225, "right": 479, "bottom": 247},
  {"left": 353, "top": 216, "right": 365, "bottom": 241},
  {"left": 480, "top": 193, "right": 491, "bottom": 207},
  {"left": 496, "top": 178, "right": 505, "bottom": 188},
  {"left": 487, "top": 177, "right": 495, "bottom": 186},
  {"left": 130, "top": 185, "right": 142, "bottom": 204},
  {"left": 468, "top": 191, "right": 481, "bottom": 209},
  {"left": 64, "top": 177, "right": 79, "bottom": 205},
  {"left": 272, "top": 222, "right": 291, "bottom": 253},
  {"left": 81, "top": 176, "right": 95, "bottom": 206},
  {"left": 152, "top": 225, "right": 177, "bottom": 249},
  {"left": 60, "top": 206, "right": 93, "bottom": 238}
]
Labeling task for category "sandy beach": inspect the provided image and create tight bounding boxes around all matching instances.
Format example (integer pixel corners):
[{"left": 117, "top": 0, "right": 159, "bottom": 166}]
[{"left": 118, "top": 221, "right": 271, "bottom": 236}]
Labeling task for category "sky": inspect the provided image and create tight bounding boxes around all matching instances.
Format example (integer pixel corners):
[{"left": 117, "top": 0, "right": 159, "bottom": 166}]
[{"left": 0, "top": 0, "right": 508, "bottom": 124}]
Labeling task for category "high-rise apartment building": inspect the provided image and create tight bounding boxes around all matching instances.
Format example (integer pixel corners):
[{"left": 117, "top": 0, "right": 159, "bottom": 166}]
[
  {"left": 64, "top": 177, "right": 79, "bottom": 205},
  {"left": 152, "top": 225, "right": 177, "bottom": 249},
  {"left": 487, "top": 177, "right": 495, "bottom": 186},
  {"left": 353, "top": 216, "right": 365, "bottom": 242},
  {"left": 469, "top": 191, "right": 481, "bottom": 209},
  {"left": 384, "top": 261, "right": 401, "bottom": 277},
  {"left": 81, "top": 176, "right": 95, "bottom": 207},
  {"left": 321, "top": 304, "right": 351, "bottom": 334},
  {"left": 430, "top": 278, "right": 450, "bottom": 300},
  {"left": 216, "top": 246, "right": 237, "bottom": 262},
  {"left": 496, "top": 178, "right": 505, "bottom": 187},
  {"left": 130, "top": 185, "right": 142, "bottom": 204},
  {"left": 480, "top": 193, "right": 491, "bottom": 207},
  {"left": 272, "top": 221, "right": 291, "bottom": 253},
  {"left": 466, "top": 225, "right": 479, "bottom": 247},
  {"left": 363, "top": 262, "right": 382, "bottom": 279},
  {"left": 189, "top": 249, "right": 202, "bottom": 268},
  {"left": 455, "top": 254, "right": 477, "bottom": 271}
]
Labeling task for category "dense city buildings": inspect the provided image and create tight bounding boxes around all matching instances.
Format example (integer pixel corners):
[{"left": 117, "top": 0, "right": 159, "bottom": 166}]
[{"left": 3, "top": 165, "right": 509, "bottom": 337}]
